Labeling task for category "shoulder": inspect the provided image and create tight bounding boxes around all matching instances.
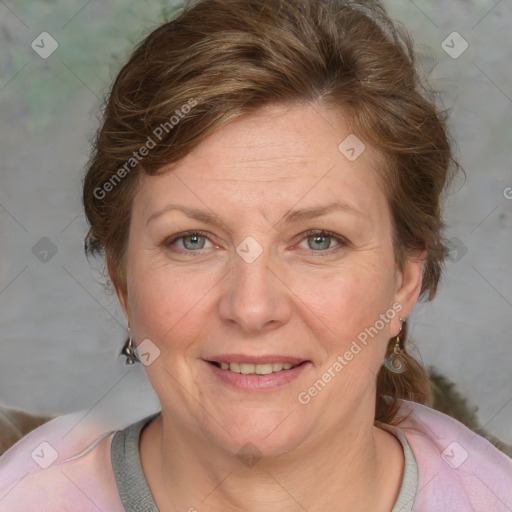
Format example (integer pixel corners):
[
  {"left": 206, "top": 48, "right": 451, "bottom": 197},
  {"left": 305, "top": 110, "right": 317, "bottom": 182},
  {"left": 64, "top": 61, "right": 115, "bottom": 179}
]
[
  {"left": 0, "top": 410, "right": 131, "bottom": 511},
  {"left": 397, "top": 400, "right": 512, "bottom": 511}
]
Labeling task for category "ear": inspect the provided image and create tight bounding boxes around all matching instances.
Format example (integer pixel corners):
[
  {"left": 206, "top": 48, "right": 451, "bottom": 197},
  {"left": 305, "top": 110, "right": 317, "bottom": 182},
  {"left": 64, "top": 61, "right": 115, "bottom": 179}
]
[
  {"left": 107, "top": 252, "right": 129, "bottom": 321},
  {"left": 392, "top": 250, "right": 426, "bottom": 334}
]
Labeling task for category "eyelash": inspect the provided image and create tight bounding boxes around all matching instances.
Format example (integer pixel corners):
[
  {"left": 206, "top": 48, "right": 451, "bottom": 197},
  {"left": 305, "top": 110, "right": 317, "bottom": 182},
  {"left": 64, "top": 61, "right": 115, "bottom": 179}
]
[{"left": 162, "top": 229, "right": 349, "bottom": 256}]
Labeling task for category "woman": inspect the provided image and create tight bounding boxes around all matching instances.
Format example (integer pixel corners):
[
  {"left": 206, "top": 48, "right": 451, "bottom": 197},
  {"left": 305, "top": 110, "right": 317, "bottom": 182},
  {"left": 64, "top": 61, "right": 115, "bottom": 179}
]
[{"left": 1, "top": 0, "right": 511, "bottom": 510}]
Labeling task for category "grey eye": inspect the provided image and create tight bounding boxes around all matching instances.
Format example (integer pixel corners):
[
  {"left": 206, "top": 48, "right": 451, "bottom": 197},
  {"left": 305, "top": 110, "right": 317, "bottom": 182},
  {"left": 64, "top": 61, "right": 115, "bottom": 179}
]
[
  {"left": 306, "top": 234, "right": 333, "bottom": 251},
  {"left": 181, "top": 234, "right": 207, "bottom": 250}
]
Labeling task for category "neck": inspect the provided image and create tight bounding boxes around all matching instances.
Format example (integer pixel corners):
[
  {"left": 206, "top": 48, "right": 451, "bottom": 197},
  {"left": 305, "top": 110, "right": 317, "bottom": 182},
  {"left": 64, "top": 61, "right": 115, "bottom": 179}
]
[{"left": 140, "top": 405, "right": 404, "bottom": 512}]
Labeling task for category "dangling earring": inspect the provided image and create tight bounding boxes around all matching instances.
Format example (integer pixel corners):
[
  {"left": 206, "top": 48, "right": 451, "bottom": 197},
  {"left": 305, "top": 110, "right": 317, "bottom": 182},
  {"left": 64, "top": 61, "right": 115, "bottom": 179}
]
[
  {"left": 121, "top": 328, "right": 139, "bottom": 365},
  {"left": 384, "top": 318, "right": 406, "bottom": 373}
]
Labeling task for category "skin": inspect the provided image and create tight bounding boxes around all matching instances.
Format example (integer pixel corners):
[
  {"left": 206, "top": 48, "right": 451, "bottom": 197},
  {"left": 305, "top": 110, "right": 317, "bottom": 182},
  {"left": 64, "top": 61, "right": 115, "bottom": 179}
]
[{"left": 113, "top": 102, "right": 425, "bottom": 512}]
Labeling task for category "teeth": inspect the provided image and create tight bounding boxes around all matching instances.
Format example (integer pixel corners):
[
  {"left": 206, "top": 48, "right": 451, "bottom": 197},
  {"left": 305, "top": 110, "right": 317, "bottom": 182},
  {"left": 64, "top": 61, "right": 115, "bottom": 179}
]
[
  {"left": 240, "top": 363, "right": 256, "bottom": 374},
  {"left": 214, "top": 361, "right": 300, "bottom": 374}
]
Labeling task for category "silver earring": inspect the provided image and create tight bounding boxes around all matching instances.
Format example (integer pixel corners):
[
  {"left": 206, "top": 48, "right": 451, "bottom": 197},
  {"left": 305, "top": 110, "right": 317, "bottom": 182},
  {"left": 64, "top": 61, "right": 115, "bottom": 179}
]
[
  {"left": 383, "top": 318, "right": 406, "bottom": 373},
  {"left": 121, "top": 328, "right": 139, "bottom": 365}
]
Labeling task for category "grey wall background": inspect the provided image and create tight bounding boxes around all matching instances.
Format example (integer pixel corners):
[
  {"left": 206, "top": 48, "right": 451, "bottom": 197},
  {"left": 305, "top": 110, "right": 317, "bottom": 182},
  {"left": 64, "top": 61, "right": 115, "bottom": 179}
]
[{"left": 0, "top": 0, "right": 511, "bottom": 441}]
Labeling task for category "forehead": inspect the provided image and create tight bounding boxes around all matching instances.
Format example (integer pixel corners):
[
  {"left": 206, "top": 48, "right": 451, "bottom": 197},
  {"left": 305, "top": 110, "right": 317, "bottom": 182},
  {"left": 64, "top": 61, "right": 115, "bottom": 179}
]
[{"left": 134, "top": 103, "right": 388, "bottom": 223}]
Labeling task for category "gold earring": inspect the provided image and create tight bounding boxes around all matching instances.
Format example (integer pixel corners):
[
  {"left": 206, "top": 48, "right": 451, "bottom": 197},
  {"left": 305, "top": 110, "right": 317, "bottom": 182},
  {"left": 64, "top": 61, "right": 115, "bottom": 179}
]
[
  {"left": 121, "top": 328, "right": 139, "bottom": 365},
  {"left": 383, "top": 318, "right": 406, "bottom": 373}
]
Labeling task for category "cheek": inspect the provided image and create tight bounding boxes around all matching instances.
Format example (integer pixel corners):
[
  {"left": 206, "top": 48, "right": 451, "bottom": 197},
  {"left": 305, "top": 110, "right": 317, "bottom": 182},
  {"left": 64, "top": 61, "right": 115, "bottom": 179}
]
[
  {"left": 300, "top": 271, "right": 396, "bottom": 390},
  {"left": 294, "top": 262, "right": 395, "bottom": 343},
  {"left": 126, "top": 258, "right": 217, "bottom": 348}
]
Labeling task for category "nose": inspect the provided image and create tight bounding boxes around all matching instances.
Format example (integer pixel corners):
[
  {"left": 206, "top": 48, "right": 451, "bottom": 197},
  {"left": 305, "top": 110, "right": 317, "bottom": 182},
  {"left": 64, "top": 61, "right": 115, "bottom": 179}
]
[{"left": 217, "top": 250, "right": 292, "bottom": 335}]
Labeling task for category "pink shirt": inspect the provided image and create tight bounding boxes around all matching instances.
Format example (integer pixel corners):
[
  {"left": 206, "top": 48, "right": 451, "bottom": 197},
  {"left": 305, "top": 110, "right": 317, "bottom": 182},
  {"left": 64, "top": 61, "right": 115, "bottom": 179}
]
[{"left": 0, "top": 400, "right": 511, "bottom": 511}]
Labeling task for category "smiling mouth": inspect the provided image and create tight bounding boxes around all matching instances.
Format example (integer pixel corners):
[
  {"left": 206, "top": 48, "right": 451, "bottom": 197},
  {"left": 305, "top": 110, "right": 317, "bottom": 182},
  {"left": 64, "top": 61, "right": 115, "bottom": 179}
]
[{"left": 208, "top": 361, "right": 306, "bottom": 375}]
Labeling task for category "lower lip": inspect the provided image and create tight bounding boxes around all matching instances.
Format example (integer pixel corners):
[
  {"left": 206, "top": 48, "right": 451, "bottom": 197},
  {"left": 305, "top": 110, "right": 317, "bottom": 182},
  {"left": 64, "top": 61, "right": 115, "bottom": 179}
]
[{"left": 204, "top": 360, "right": 311, "bottom": 390}]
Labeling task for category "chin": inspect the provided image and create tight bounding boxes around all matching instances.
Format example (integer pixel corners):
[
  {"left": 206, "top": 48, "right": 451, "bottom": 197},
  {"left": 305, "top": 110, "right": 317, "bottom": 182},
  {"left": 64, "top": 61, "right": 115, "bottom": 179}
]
[{"left": 206, "top": 410, "right": 308, "bottom": 459}]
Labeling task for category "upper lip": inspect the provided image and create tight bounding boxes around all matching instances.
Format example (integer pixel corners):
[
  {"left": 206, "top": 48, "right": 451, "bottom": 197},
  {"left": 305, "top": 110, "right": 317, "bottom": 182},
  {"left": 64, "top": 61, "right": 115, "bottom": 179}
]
[{"left": 205, "top": 354, "right": 307, "bottom": 364}]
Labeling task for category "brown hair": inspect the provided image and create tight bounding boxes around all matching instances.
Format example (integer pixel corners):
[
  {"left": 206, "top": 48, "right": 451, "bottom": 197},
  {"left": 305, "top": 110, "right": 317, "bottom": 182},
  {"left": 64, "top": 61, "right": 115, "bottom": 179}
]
[{"left": 83, "top": 0, "right": 460, "bottom": 424}]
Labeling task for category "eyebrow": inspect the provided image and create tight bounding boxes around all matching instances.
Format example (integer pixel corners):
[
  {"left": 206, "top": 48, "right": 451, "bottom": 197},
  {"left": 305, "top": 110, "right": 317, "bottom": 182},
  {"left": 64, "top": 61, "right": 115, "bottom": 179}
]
[{"left": 146, "top": 201, "right": 365, "bottom": 228}]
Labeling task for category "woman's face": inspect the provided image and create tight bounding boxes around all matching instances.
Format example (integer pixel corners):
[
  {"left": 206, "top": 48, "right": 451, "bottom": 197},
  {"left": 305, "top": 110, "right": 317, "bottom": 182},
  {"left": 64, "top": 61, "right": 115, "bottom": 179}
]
[{"left": 117, "top": 103, "right": 423, "bottom": 456}]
